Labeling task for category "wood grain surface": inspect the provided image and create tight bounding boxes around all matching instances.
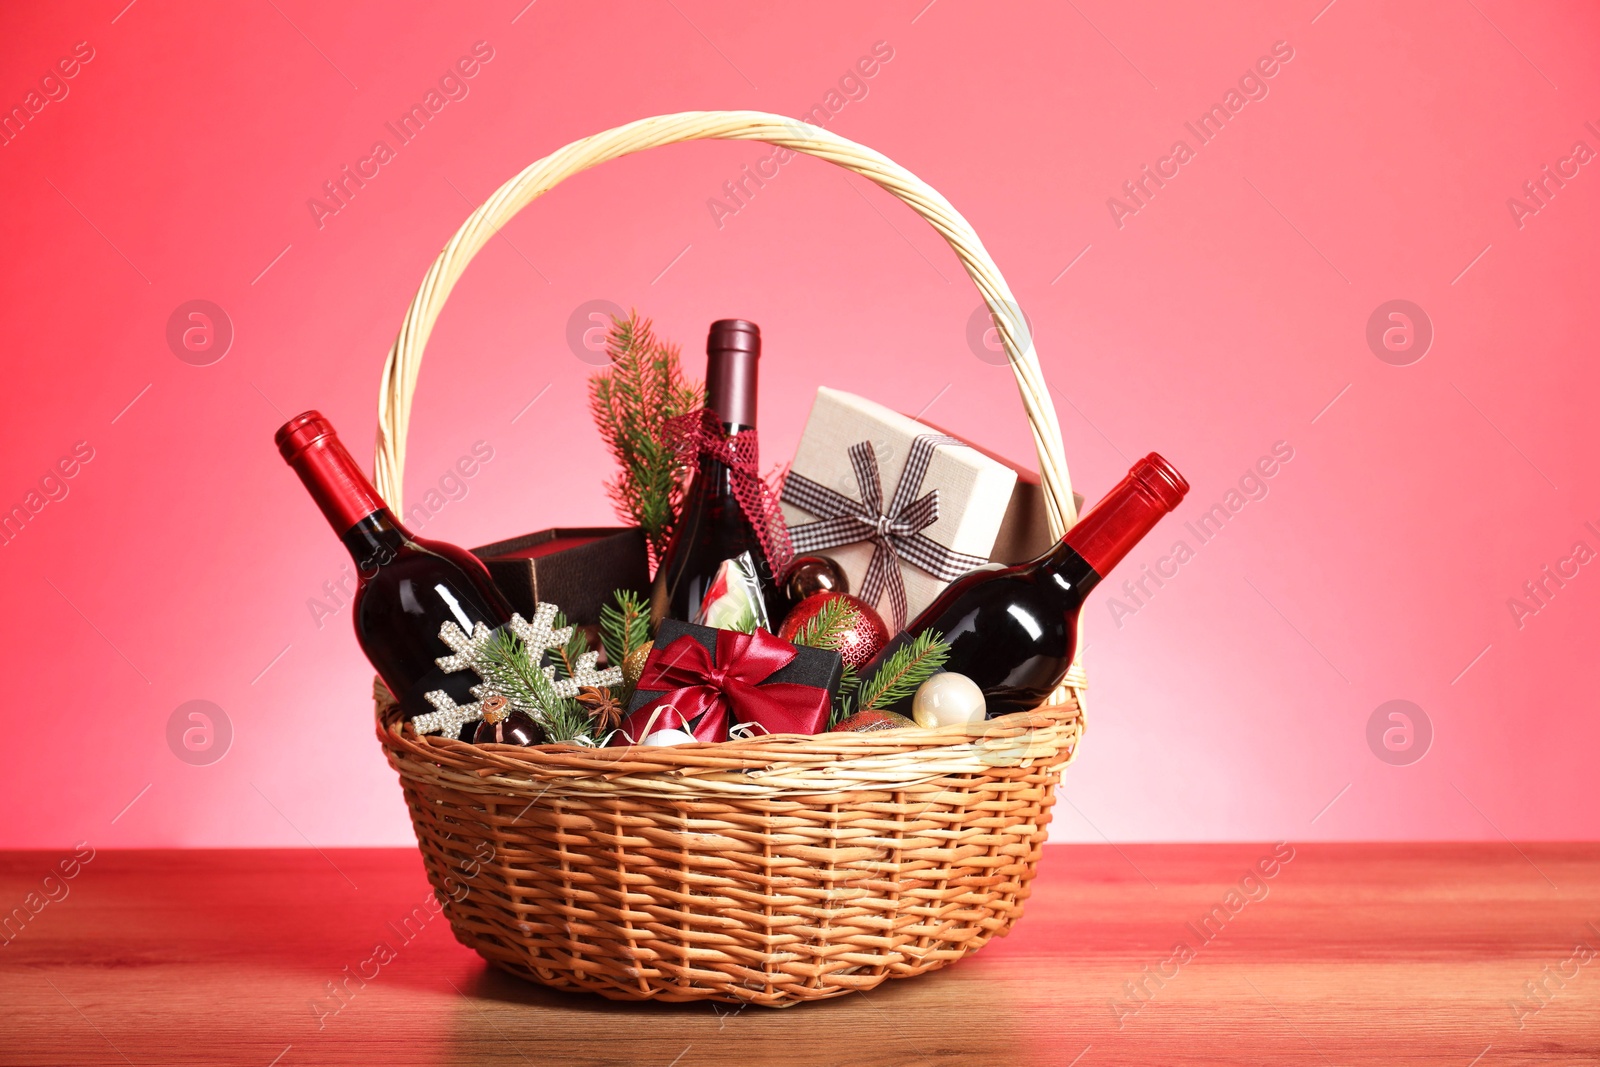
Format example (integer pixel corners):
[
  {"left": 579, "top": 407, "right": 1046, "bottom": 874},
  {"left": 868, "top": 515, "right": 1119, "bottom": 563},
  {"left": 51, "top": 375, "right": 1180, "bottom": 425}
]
[{"left": 3, "top": 844, "right": 1597, "bottom": 1066}]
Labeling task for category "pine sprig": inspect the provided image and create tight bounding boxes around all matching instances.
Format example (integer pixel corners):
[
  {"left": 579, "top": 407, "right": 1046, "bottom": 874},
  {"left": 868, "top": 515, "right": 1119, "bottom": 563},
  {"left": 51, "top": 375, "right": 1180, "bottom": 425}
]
[
  {"left": 829, "top": 662, "right": 859, "bottom": 727},
  {"left": 476, "top": 629, "right": 599, "bottom": 746},
  {"left": 548, "top": 609, "right": 591, "bottom": 682},
  {"left": 599, "top": 589, "right": 651, "bottom": 669},
  {"left": 786, "top": 597, "right": 867, "bottom": 725},
  {"left": 855, "top": 632, "right": 950, "bottom": 712},
  {"left": 588, "top": 312, "right": 704, "bottom": 568},
  {"left": 476, "top": 629, "right": 559, "bottom": 711},
  {"left": 537, "top": 695, "right": 601, "bottom": 746},
  {"left": 788, "top": 596, "right": 856, "bottom": 650}
]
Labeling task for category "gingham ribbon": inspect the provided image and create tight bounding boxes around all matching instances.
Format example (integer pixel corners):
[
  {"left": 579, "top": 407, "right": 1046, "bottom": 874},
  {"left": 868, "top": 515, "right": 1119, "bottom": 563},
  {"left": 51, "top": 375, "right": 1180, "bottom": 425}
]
[
  {"left": 781, "top": 433, "right": 990, "bottom": 630},
  {"left": 666, "top": 409, "right": 794, "bottom": 579}
]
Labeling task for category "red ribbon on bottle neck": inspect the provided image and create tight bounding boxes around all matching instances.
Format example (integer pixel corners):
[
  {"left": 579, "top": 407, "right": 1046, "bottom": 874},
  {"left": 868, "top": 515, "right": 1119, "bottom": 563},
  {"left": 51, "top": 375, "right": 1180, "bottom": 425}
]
[
  {"left": 666, "top": 408, "right": 794, "bottom": 580},
  {"left": 615, "top": 628, "right": 830, "bottom": 743}
]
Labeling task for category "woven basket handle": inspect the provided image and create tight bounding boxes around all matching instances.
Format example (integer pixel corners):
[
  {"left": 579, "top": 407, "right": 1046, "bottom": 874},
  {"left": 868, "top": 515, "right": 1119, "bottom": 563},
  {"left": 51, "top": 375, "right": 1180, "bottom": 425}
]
[{"left": 372, "top": 110, "right": 1078, "bottom": 536}]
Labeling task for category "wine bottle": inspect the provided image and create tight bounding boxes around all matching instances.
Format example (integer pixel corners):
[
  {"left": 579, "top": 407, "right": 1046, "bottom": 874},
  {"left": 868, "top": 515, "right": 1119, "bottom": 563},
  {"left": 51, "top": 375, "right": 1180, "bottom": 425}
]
[
  {"left": 276, "top": 411, "right": 514, "bottom": 733},
  {"left": 863, "top": 453, "right": 1189, "bottom": 718},
  {"left": 654, "top": 319, "right": 778, "bottom": 623}
]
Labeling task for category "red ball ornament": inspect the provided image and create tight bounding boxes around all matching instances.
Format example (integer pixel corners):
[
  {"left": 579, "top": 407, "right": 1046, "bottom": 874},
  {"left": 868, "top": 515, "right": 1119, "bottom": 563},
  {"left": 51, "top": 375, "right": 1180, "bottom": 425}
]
[{"left": 778, "top": 592, "right": 889, "bottom": 669}]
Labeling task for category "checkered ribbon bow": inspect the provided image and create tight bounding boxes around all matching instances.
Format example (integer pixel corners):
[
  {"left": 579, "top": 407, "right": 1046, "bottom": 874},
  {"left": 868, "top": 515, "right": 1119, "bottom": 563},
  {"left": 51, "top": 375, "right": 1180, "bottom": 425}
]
[
  {"left": 781, "top": 433, "right": 990, "bottom": 630},
  {"left": 666, "top": 408, "right": 794, "bottom": 579}
]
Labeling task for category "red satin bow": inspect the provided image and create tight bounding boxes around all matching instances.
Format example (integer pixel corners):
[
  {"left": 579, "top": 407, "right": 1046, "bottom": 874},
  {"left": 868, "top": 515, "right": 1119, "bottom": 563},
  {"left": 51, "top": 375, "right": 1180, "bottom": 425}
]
[{"left": 617, "top": 628, "right": 830, "bottom": 743}]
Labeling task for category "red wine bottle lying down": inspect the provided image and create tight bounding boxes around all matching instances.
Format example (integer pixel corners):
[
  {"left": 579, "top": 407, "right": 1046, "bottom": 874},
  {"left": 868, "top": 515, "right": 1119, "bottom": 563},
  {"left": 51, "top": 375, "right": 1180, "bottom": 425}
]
[
  {"left": 276, "top": 412, "right": 514, "bottom": 737},
  {"left": 863, "top": 453, "right": 1189, "bottom": 718}
]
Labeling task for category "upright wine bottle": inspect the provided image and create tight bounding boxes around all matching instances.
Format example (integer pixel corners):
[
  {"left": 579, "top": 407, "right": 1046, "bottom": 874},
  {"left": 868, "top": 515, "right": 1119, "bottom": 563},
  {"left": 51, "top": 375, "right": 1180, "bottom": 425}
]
[
  {"left": 276, "top": 412, "right": 514, "bottom": 731},
  {"left": 654, "top": 319, "right": 777, "bottom": 622},
  {"left": 863, "top": 453, "right": 1189, "bottom": 718}
]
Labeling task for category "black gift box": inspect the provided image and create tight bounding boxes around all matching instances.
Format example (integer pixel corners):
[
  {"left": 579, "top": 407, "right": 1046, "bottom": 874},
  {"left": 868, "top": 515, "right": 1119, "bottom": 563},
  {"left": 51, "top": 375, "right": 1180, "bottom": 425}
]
[
  {"left": 625, "top": 618, "right": 844, "bottom": 717},
  {"left": 472, "top": 526, "right": 650, "bottom": 627}
]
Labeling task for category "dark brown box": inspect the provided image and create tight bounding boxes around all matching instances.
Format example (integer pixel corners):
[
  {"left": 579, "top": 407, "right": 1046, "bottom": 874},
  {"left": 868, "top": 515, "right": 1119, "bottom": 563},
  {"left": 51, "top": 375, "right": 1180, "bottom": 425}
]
[{"left": 472, "top": 526, "right": 650, "bottom": 627}]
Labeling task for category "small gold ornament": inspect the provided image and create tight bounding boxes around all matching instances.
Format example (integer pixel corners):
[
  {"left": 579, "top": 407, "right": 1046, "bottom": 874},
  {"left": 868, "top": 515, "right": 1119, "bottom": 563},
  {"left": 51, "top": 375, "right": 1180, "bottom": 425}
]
[
  {"left": 622, "top": 646, "right": 650, "bottom": 689},
  {"left": 479, "top": 694, "right": 511, "bottom": 725}
]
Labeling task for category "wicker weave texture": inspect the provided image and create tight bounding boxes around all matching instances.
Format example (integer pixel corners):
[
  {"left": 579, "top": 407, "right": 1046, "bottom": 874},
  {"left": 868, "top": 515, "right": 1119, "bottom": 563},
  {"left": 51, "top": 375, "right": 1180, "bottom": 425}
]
[{"left": 379, "top": 699, "right": 1080, "bottom": 1005}]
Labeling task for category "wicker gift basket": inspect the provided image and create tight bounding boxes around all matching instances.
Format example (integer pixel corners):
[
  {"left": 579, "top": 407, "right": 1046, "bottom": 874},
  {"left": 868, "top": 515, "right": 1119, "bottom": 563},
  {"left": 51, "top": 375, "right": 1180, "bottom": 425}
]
[{"left": 374, "top": 111, "right": 1088, "bottom": 1007}]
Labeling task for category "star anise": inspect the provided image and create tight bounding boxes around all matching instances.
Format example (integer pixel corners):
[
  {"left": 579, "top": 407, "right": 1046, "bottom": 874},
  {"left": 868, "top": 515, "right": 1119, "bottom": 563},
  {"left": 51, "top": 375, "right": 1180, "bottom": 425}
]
[{"left": 575, "top": 686, "right": 625, "bottom": 733}]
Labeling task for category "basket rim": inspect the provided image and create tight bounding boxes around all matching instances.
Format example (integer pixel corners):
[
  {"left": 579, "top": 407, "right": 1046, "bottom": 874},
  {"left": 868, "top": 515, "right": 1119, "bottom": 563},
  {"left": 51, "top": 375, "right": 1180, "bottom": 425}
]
[{"left": 376, "top": 684, "right": 1081, "bottom": 790}]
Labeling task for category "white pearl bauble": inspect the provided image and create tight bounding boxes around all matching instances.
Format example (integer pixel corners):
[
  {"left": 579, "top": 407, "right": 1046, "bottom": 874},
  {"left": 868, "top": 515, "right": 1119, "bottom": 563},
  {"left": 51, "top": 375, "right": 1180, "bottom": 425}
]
[
  {"left": 642, "top": 728, "right": 697, "bottom": 747},
  {"left": 911, "top": 672, "right": 987, "bottom": 728}
]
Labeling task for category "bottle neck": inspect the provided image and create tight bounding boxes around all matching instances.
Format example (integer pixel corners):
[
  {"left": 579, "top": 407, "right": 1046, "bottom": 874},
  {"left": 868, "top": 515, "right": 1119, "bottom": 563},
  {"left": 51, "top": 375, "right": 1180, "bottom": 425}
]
[
  {"left": 1058, "top": 454, "right": 1188, "bottom": 579},
  {"left": 1037, "top": 543, "right": 1102, "bottom": 601},
  {"left": 340, "top": 510, "right": 409, "bottom": 574},
  {"left": 698, "top": 420, "right": 752, "bottom": 494},
  {"left": 278, "top": 412, "right": 412, "bottom": 557},
  {"left": 706, "top": 344, "right": 758, "bottom": 429},
  {"left": 701, "top": 321, "right": 760, "bottom": 499}
]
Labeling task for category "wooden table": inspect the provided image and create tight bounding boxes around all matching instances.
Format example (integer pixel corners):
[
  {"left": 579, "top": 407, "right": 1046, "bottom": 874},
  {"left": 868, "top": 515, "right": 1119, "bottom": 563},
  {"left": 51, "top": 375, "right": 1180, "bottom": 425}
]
[{"left": 4, "top": 844, "right": 1596, "bottom": 1065}]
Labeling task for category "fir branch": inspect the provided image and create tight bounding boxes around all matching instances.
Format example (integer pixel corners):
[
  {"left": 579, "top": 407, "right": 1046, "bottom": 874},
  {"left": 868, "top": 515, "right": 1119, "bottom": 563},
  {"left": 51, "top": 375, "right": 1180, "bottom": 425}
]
[
  {"left": 538, "top": 696, "right": 601, "bottom": 746},
  {"left": 478, "top": 630, "right": 559, "bottom": 710},
  {"left": 789, "top": 596, "right": 856, "bottom": 650},
  {"left": 788, "top": 598, "right": 866, "bottom": 727},
  {"left": 476, "top": 629, "right": 600, "bottom": 745},
  {"left": 548, "top": 609, "right": 592, "bottom": 681},
  {"left": 599, "top": 589, "right": 651, "bottom": 668},
  {"left": 829, "top": 662, "right": 859, "bottom": 727},
  {"left": 588, "top": 312, "right": 704, "bottom": 568},
  {"left": 856, "top": 632, "right": 950, "bottom": 712}
]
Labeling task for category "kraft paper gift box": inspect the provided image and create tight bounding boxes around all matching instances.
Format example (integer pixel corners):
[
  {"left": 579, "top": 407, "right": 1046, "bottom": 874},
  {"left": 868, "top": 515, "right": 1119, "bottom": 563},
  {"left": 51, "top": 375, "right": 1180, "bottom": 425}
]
[
  {"left": 912, "top": 416, "right": 1085, "bottom": 566},
  {"left": 779, "top": 387, "right": 1019, "bottom": 631}
]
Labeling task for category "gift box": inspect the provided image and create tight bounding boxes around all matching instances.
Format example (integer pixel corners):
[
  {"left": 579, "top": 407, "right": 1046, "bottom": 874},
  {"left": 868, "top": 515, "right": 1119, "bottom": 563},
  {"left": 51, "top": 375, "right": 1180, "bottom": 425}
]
[
  {"left": 614, "top": 619, "right": 842, "bottom": 744},
  {"left": 473, "top": 526, "right": 649, "bottom": 627},
  {"left": 780, "top": 387, "right": 1019, "bottom": 629},
  {"left": 912, "top": 417, "right": 1085, "bottom": 565}
]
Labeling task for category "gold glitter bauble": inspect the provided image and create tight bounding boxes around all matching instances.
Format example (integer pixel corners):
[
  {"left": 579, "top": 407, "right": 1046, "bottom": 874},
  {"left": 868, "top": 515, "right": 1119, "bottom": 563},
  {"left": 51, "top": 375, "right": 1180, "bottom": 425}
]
[{"left": 622, "top": 646, "right": 650, "bottom": 688}]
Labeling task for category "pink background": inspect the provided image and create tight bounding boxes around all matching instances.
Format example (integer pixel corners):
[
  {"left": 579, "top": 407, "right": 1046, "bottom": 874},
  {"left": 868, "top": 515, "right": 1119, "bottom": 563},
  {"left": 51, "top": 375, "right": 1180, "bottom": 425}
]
[{"left": 3, "top": 0, "right": 1596, "bottom": 849}]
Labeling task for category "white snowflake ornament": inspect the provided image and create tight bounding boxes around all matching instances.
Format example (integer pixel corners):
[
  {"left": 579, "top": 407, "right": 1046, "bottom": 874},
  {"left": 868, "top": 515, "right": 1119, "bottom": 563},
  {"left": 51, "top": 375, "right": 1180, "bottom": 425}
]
[
  {"left": 409, "top": 602, "right": 621, "bottom": 737},
  {"left": 508, "top": 604, "right": 624, "bottom": 697},
  {"left": 506, "top": 603, "right": 572, "bottom": 662},
  {"left": 435, "top": 619, "right": 500, "bottom": 673},
  {"left": 548, "top": 648, "right": 620, "bottom": 696},
  {"left": 412, "top": 689, "right": 491, "bottom": 738}
]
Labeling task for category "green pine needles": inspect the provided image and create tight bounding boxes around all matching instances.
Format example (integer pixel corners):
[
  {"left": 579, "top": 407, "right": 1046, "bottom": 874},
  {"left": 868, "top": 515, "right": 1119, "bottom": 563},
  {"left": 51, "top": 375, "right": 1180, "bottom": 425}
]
[
  {"left": 548, "top": 615, "right": 595, "bottom": 684},
  {"left": 830, "top": 663, "right": 859, "bottom": 725},
  {"left": 599, "top": 588, "right": 653, "bottom": 703},
  {"left": 588, "top": 312, "right": 704, "bottom": 568},
  {"left": 854, "top": 631, "right": 949, "bottom": 713},
  {"left": 786, "top": 596, "right": 856, "bottom": 650},
  {"left": 787, "top": 601, "right": 952, "bottom": 724},
  {"left": 599, "top": 589, "right": 652, "bottom": 668},
  {"left": 475, "top": 611, "right": 604, "bottom": 745},
  {"left": 788, "top": 598, "right": 868, "bottom": 724},
  {"left": 795, "top": 608, "right": 950, "bottom": 726}
]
